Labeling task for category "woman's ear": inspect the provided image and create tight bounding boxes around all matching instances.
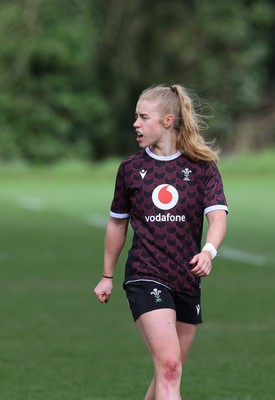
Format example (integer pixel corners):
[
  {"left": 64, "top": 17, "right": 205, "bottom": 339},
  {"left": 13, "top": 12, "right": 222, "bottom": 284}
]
[{"left": 163, "top": 114, "right": 174, "bottom": 129}]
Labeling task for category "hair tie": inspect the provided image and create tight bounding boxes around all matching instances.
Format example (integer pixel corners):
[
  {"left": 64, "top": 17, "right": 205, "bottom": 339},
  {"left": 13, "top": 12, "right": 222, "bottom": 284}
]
[{"left": 170, "top": 85, "right": 176, "bottom": 93}]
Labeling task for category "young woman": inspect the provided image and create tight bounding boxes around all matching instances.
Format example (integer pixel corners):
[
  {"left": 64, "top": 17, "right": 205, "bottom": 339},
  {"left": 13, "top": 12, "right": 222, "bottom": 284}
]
[{"left": 94, "top": 84, "right": 228, "bottom": 400}]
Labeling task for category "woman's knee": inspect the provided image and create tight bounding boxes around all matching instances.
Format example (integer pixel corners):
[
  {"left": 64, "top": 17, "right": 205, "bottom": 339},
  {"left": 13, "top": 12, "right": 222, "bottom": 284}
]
[{"left": 157, "top": 356, "right": 182, "bottom": 382}]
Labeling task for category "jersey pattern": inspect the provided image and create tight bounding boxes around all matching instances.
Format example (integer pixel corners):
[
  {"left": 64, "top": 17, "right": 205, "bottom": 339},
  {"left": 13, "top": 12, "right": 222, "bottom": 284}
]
[{"left": 110, "top": 148, "right": 228, "bottom": 296}]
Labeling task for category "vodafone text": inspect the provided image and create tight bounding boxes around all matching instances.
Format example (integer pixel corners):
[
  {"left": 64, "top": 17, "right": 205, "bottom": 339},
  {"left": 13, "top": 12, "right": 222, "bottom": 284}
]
[{"left": 145, "top": 213, "right": 186, "bottom": 222}]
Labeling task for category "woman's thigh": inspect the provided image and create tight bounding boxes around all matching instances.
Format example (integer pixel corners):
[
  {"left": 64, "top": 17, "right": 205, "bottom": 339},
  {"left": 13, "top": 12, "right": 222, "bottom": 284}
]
[
  {"left": 136, "top": 308, "right": 181, "bottom": 364},
  {"left": 176, "top": 321, "right": 197, "bottom": 365}
]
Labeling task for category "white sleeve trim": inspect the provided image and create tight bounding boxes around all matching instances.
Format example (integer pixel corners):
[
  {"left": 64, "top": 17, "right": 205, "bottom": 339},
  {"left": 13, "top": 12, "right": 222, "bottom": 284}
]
[
  {"left": 204, "top": 205, "right": 228, "bottom": 215},
  {"left": 110, "top": 211, "right": 130, "bottom": 219}
]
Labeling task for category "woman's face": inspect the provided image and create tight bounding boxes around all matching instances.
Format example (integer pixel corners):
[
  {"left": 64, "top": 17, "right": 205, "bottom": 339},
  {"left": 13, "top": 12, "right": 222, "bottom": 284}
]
[{"left": 133, "top": 99, "right": 167, "bottom": 149}]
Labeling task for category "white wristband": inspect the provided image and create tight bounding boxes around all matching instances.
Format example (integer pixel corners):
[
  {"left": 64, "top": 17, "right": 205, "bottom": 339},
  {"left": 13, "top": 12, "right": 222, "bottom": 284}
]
[{"left": 202, "top": 243, "right": 217, "bottom": 259}]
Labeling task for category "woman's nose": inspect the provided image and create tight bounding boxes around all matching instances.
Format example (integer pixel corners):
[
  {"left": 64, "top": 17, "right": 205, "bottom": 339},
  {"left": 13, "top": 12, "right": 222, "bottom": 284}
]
[{"left": 133, "top": 118, "right": 139, "bottom": 128}]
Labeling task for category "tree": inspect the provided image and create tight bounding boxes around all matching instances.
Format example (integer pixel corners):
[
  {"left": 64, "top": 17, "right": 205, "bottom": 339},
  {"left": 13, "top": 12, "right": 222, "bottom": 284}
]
[
  {"left": 0, "top": 0, "right": 274, "bottom": 162},
  {"left": 95, "top": 0, "right": 274, "bottom": 153},
  {"left": 0, "top": 0, "right": 115, "bottom": 162}
]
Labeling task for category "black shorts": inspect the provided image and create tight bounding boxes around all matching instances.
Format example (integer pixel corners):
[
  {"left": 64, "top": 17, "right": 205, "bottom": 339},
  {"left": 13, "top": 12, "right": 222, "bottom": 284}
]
[{"left": 124, "top": 281, "right": 202, "bottom": 324}]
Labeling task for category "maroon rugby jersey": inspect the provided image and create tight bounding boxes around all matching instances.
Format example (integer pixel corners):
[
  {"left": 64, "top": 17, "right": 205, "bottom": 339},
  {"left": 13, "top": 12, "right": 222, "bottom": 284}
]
[{"left": 110, "top": 147, "right": 228, "bottom": 296}]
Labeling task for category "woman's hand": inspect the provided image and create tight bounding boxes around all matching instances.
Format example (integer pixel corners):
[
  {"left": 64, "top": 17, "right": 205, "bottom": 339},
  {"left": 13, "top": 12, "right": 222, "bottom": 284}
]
[
  {"left": 94, "top": 277, "right": 113, "bottom": 303},
  {"left": 189, "top": 251, "right": 212, "bottom": 277}
]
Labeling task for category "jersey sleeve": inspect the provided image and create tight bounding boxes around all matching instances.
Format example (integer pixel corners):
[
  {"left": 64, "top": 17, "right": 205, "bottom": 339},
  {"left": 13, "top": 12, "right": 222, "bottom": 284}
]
[
  {"left": 110, "top": 161, "right": 130, "bottom": 219},
  {"left": 203, "top": 162, "right": 228, "bottom": 215}
]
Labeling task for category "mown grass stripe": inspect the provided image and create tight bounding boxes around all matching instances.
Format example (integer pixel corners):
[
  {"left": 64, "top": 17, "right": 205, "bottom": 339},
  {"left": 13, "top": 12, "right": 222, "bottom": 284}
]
[
  {"left": 220, "top": 246, "right": 266, "bottom": 266},
  {"left": 17, "top": 195, "right": 46, "bottom": 212}
]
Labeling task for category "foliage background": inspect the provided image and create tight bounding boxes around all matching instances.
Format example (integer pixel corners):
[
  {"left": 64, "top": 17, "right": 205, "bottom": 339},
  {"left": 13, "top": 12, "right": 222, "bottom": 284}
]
[{"left": 0, "top": 0, "right": 274, "bottom": 163}]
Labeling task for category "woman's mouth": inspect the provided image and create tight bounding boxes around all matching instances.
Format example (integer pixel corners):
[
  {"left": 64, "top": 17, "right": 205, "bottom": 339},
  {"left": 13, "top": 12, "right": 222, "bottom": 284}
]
[{"left": 136, "top": 132, "right": 144, "bottom": 141}]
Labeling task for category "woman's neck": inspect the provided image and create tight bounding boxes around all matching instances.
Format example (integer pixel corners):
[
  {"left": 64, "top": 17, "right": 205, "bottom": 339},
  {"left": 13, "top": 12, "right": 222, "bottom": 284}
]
[{"left": 149, "top": 140, "right": 178, "bottom": 157}]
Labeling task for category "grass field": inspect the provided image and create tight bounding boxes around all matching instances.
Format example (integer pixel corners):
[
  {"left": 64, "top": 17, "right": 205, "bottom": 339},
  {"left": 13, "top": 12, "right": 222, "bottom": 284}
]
[{"left": 1, "top": 150, "right": 275, "bottom": 400}]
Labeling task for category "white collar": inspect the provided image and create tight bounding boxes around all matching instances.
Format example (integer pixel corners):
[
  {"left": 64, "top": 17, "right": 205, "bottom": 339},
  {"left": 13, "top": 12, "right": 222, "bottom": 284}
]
[{"left": 146, "top": 147, "right": 182, "bottom": 161}]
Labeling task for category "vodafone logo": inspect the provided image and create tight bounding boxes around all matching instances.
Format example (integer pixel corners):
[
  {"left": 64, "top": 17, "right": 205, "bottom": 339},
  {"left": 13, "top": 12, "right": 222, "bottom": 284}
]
[
  {"left": 145, "top": 184, "right": 185, "bottom": 222},
  {"left": 152, "top": 184, "right": 179, "bottom": 210}
]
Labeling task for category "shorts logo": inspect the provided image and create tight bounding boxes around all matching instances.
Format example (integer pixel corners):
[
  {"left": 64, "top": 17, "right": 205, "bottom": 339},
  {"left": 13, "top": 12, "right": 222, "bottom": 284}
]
[
  {"left": 151, "top": 288, "right": 163, "bottom": 303},
  {"left": 196, "top": 304, "right": 200, "bottom": 316},
  {"left": 152, "top": 184, "right": 179, "bottom": 210}
]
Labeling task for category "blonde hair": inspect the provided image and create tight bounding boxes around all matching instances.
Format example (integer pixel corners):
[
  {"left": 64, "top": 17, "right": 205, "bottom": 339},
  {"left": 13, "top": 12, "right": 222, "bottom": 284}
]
[{"left": 139, "top": 84, "right": 219, "bottom": 162}]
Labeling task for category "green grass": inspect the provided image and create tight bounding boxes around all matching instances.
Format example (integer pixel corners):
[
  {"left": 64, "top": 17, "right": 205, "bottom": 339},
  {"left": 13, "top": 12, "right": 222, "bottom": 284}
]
[{"left": 1, "top": 150, "right": 275, "bottom": 399}]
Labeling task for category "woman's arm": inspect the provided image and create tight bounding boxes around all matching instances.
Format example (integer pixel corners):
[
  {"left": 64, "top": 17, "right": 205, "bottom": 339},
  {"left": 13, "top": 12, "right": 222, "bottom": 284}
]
[
  {"left": 94, "top": 216, "right": 129, "bottom": 303},
  {"left": 190, "top": 210, "right": 227, "bottom": 277}
]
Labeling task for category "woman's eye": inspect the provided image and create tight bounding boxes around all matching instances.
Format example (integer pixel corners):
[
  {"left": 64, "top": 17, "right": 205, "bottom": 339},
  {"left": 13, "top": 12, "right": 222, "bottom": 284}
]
[{"left": 134, "top": 114, "right": 148, "bottom": 120}]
